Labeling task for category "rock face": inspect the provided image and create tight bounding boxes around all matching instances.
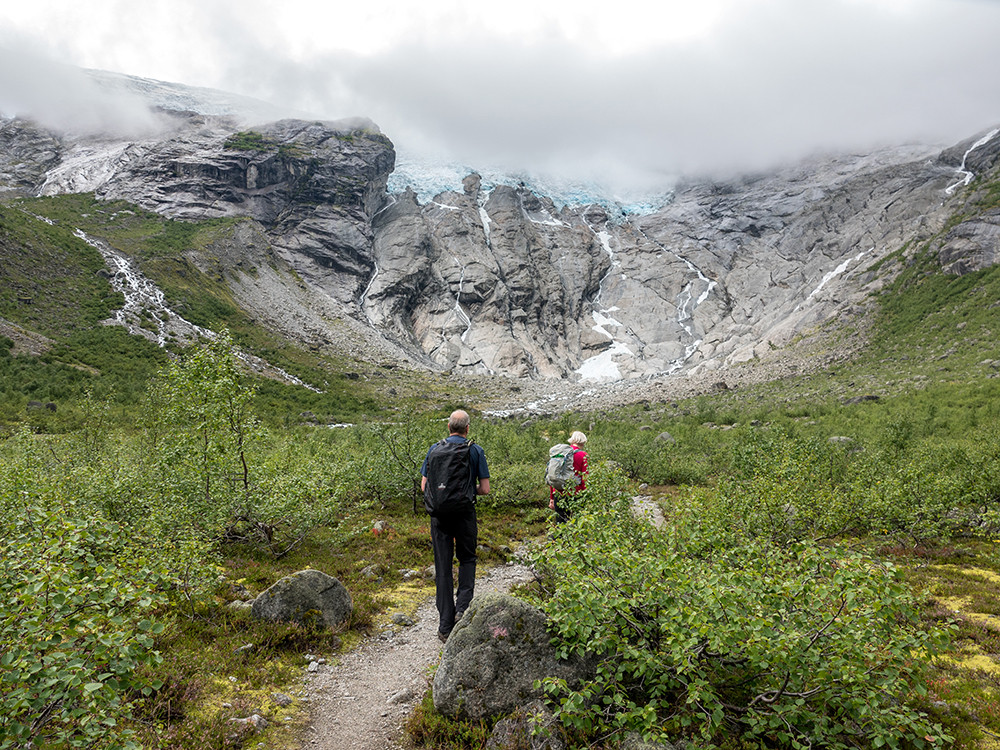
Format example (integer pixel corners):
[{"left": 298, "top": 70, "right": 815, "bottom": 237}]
[
  {"left": 432, "top": 593, "right": 596, "bottom": 720},
  {"left": 3, "top": 74, "right": 1000, "bottom": 385},
  {"left": 93, "top": 116, "right": 395, "bottom": 309},
  {"left": 251, "top": 570, "right": 352, "bottom": 629},
  {"left": 0, "top": 119, "right": 62, "bottom": 193}
]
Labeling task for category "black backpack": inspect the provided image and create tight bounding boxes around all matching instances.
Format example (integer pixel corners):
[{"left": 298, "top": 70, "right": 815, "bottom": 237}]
[{"left": 423, "top": 439, "right": 475, "bottom": 515}]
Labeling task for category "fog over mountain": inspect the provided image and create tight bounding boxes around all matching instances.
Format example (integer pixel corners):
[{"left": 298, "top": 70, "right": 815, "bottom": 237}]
[
  {"left": 3, "top": 0, "right": 1000, "bottom": 191},
  {"left": 3, "top": 69, "right": 998, "bottom": 394}
]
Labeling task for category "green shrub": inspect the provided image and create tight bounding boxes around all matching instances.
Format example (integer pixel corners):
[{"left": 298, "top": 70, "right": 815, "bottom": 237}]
[
  {"left": 528, "top": 473, "right": 953, "bottom": 748},
  {"left": 0, "top": 432, "right": 167, "bottom": 749},
  {"left": 478, "top": 462, "right": 545, "bottom": 510}
]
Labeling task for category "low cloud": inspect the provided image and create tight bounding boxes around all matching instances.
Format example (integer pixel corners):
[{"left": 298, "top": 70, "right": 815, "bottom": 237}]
[
  {"left": 232, "top": 0, "right": 1000, "bottom": 186},
  {"left": 0, "top": 35, "right": 166, "bottom": 137},
  {"left": 3, "top": 0, "right": 999, "bottom": 190}
]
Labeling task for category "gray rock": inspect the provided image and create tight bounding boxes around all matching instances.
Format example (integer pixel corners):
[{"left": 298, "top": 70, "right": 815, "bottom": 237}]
[
  {"left": 229, "top": 714, "right": 268, "bottom": 730},
  {"left": 620, "top": 732, "right": 679, "bottom": 750},
  {"left": 0, "top": 118, "right": 63, "bottom": 193},
  {"left": 251, "top": 569, "right": 352, "bottom": 629},
  {"left": 387, "top": 687, "right": 417, "bottom": 705},
  {"left": 271, "top": 692, "right": 293, "bottom": 707},
  {"left": 655, "top": 432, "right": 675, "bottom": 443},
  {"left": 433, "top": 593, "right": 596, "bottom": 720},
  {"left": 229, "top": 583, "right": 252, "bottom": 599},
  {"left": 844, "top": 395, "right": 880, "bottom": 405},
  {"left": 485, "top": 700, "right": 565, "bottom": 750}
]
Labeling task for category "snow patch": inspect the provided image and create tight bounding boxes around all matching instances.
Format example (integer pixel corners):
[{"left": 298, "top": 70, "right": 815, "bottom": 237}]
[
  {"left": 804, "top": 248, "right": 872, "bottom": 304},
  {"left": 575, "top": 341, "right": 632, "bottom": 382},
  {"left": 591, "top": 310, "right": 623, "bottom": 339}
]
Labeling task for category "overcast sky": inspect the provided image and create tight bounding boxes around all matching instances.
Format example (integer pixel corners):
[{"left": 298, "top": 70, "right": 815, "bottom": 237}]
[{"left": 2, "top": 0, "right": 1000, "bottom": 190}]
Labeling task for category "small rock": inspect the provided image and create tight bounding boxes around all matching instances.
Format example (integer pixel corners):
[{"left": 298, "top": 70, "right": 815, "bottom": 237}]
[
  {"left": 392, "top": 612, "right": 416, "bottom": 626},
  {"left": 229, "top": 714, "right": 268, "bottom": 731},
  {"left": 229, "top": 583, "right": 252, "bottom": 599},
  {"left": 272, "top": 692, "right": 293, "bottom": 707},
  {"left": 307, "top": 661, "right": 320, "bottom": 673},
  {"left": 388, "top": 687, "right": 416, "bottom": 704}
]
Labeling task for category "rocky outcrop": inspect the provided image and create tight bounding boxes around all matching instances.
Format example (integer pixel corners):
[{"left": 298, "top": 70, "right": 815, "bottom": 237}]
[
  {"left": 94, "top": 117, "right": 395, "bottom": 308},
  {"left": 3, "top": 75, "right": 999, "bottom": 386},
  {"left": 368, "top": 143, "right": 968, "bottom": 380},
  {"left": 432, "top": 593, "right": 596, "bottom": 721},
  {"left": 0, "top": 119, "right": 63, "bottom": 193},
  {"left": 934, "top": 213, "right": 1000, "bottom": 274},
  {"left": 368, "top": 181, "right": 611, "bottom": 376},
  {"left": 251, "top": 570, "right": 352, "bottom": 629}
]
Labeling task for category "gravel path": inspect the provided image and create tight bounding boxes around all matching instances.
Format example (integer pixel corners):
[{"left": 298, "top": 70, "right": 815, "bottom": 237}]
[{"left": 299, "top": 562, "right": 536, "bottom": 750}]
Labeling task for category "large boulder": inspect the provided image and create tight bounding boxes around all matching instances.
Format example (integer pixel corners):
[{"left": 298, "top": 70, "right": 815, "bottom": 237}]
[
  {"left": 433, "top": 593, "right": 596, "bottom": 720},
  {"left": 251, "top": 569, "right": 352, "bottom": 629}
]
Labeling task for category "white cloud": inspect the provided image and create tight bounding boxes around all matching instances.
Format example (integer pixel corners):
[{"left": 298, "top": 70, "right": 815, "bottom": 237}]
[
  {"left": 1, "top": 0, "right": 999, "bottom": 186},
  {"left": 0, "top": 35, "right": 165, "bottom": 136}
]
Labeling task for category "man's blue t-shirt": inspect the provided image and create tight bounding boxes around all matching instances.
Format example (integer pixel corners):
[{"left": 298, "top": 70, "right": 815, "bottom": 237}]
[{"left": 421, "top": 435, "right": 489, "bottom": 498}]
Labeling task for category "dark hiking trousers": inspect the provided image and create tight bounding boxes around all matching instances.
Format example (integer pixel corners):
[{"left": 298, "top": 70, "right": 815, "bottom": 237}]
[{"left": 430, "top": 507, "right": 477, "bottom": 636}]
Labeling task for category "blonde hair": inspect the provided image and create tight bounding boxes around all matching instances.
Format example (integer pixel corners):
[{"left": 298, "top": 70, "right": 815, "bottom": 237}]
[{"left": 569, "top": 431, "right": 587, "bottom": 446}]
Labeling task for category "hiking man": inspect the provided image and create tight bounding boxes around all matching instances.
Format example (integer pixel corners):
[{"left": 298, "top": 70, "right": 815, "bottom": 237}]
[{"left": 421, "top": 409, "right": 490, "bottom": 642}]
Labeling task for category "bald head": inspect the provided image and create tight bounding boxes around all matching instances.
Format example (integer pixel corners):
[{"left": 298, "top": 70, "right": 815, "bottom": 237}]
[{"left": 448, "top": 409, "right": 470, "bottom": 436}]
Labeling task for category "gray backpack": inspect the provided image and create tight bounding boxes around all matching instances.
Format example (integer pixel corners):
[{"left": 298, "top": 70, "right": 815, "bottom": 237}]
[{"left": 545, "top": 443, "right": 579, "bottom": 491}]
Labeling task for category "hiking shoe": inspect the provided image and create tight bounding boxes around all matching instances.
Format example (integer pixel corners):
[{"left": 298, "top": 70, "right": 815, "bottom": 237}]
[
  {"left": 437, "top": 630, "right": 449, "bottom": 643},
  {"left": 456, "top": 608, "right": 466, "bottom": 622}
]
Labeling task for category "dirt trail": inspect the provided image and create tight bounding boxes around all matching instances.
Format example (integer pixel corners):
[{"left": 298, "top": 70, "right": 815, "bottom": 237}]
[{"left": 300, "top": 562, "right": 536, "bottom": 750}]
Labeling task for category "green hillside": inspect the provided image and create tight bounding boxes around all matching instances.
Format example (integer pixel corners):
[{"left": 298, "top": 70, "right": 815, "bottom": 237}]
[{"left": 0, "top": 193, "right": 463, "bottom": 431}]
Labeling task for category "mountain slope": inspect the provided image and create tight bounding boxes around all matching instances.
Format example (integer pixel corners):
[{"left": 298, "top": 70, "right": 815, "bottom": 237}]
[{"left": 1, "top": 72, "right": 999, "bottom": 394}]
